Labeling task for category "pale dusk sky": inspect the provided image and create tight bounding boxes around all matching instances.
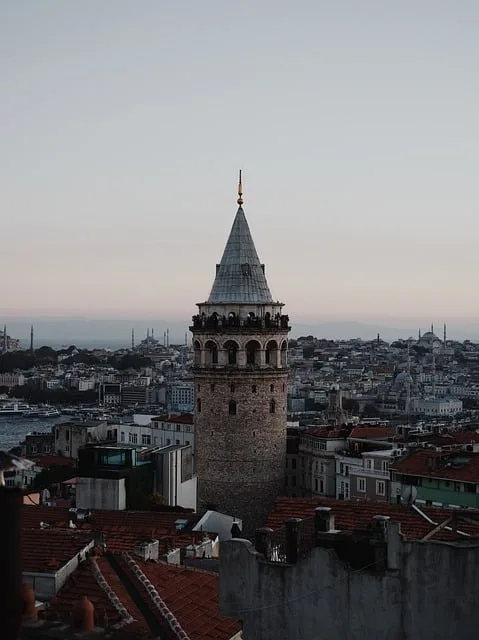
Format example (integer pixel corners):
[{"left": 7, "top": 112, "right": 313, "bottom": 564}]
[{"left": 1, "top": 1, "right": 479, "bottom": 327}]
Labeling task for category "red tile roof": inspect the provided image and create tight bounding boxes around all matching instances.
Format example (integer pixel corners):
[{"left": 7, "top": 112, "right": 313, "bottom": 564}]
[
  {"left": 22, "top": 529, "right": 93, "bottom": 572},
  {"left": 137, "top": 559, "right": 242, "bottom": 639},
  {"left": 22, "top": 506, "right": 205, "bottom": 555},
  {"left": 266, "top": 496, "right": 479, "bottom": 542},
  {"left": 303, "top": 427, "right": 347, "bottom": 438},
  {"left": 47, "top": 553, "right": 241, "bottom": 639},
  {"left": 46, "top": 556, "right": 149, "bottom": 636},
  {"left": 349, "top": 426, "right": 395, "bottom": 440},
  {"left": 391, "top": 450, "right": 479, "bottom": 483},
  {"left": 31, "top": 455, "right": 76, "bottom": 468}
]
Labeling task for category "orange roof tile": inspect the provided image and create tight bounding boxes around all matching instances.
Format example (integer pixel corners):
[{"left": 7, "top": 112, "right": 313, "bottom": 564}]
[
  {"left": 391, "top": 450, "right": 479, "bottom": 483},
  {"left": 349, "top": 426, "right": 395, "bottom": 440},
  {"left": 137, "top": 559, "right": 242, "bottom": 640},
  {"left": 266, "top": 496, "right": 479, "bottom": 542},
  {"left": 22, "top": 506, "right": 206, "bottom": 555},
  {"left": 22, "top": 529, "right": 93, "bottom": 572}
]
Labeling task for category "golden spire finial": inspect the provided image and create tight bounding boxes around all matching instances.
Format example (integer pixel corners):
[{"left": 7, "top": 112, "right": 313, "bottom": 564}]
[{"left": 237, "top": 169, "right": 243, "bottom": 206}]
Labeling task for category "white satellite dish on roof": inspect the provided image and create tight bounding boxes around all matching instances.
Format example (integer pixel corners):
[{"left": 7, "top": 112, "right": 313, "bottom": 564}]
[{"left": 401, "top": 486, "right": 418, "bottom": 504}]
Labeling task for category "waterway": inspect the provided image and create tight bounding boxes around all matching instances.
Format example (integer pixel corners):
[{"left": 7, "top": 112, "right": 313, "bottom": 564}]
[{"left": 0, "top": 416, "right": 65, "bottom": 451}]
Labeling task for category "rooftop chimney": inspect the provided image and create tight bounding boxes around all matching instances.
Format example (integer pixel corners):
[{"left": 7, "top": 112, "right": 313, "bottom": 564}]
[
  {"left": 0, "top": 487, "right": 23, "bottom": 640},
  {"left": 315, "top": 506, "right": 335, "bottom": 533},
  {"left": 72, "top": 596, "right": 95, "bottom": 632},
  {"left": 21, "top": 583, "right": 38, "bottom": 622}
]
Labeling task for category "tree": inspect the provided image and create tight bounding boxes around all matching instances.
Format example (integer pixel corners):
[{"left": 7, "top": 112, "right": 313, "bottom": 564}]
[
  {"left": 362, "top": 403, "right": 380, "bottom": 418},
  {"left": 34, "top": 346, "right": 58, "bottom": 364},
  {"left": 302, "top": 345, "right": 315, "bottom": 359},
  {"left": 343, "top": 398, "right": 359, "bottom": 414}
]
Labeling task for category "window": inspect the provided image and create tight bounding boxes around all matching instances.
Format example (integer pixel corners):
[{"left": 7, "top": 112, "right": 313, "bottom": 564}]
[
  {"left": 197, "top": 399, "right": 202, "bottom": 413},
  {"left": 210, "top": 383, "right": 215, "bottom": 392},
  {"left": 43, "top": 445, "right": 50, "bottom": 453},
  {"left": 314, "top": 479, "right": 318, "bottom": 492},
  {"left": 282, "top": 384, "right": 285, "bottom": 392},
  {"left": 366, "top": 459, "right": 372, "bottom": 469},
  {"left": 65, "top": 430, "right": 70, "bottom": 441},
  {"left": 185, "top": 440, "right": 190, "bottom": 445},
  {"left": 229, "top": 400, "right": 237, "bottom": 416},
  {"left": 30, "top": 445, "right": 37, "bottom": 454},
  {"left": 292, "top": 458, "right": 297, "bottom": 470},
  {"left": 270, "top": 384, "right": 274, "bottom": 392},
  {"left": 376, "top": 480, "right": 386, "bottom": 496},
  {"left": 339, "top": 462, "right": 344, "bottom": 475},
  {"left": 176, "top": 439, "right": 180, "bottom": 445},
  {"left": 381, "top": 460, "right": 389, "bottom": 472},
  {"left": 454, "top": 483, "right": 462, "bottom": 492},
  {"left": 129, "top": 433, "right": 138, "bottom": 444},
  {"left": 358, "top": 477, "right": 366, "bottom": 492},
  {"left": 320, "top": 480, "right": 324, "bottom": 493},
  {"left": 120, "top": 432, "right": 125, "bottom": 442},
  {"left": 142, "top": 434, "right": 151, "bottom": 446},
  {"left": 230, "top": 383, "right": 235, "bottom": 393},
  {"left": 252, "top": 385, "right": 257, "bottom": 393},
  {"left": 197, "top": 384, "right": 201, "bottom": 392},
  {"left": 176, "top": 425, "right": 181, "bottom": 431},
  {"left": 270, "top": 399, "right": 276, "bottom": 414}
]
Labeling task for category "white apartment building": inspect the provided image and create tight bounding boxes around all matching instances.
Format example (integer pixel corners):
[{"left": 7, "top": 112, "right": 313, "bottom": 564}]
[
  {"left": 118, "top": 414, "right": 195, "bottom": 450},
  {"left": 411, "top": 398, "right": 463, "bottom": 416}
]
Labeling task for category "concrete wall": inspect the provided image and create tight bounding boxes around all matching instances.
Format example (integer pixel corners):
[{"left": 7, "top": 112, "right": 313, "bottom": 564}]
[
  {"left": 23, "top": 541, "right": 93, "bottom": 600},
  {"left": 220, "top": 531, "right": 479, "bottom": 640},
  {"left": 76, "top": 477, "right": 126, "bottom": 510}
]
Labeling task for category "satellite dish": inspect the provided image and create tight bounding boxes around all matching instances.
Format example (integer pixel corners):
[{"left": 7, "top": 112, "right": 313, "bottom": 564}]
[{"left": 401, "top": 486, "right": 418, "bottom": 505}]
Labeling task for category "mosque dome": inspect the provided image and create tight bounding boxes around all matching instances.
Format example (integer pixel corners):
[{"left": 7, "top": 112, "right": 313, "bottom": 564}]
[{"left": 394, "top": 371, "right": 413, "bottom": 387}]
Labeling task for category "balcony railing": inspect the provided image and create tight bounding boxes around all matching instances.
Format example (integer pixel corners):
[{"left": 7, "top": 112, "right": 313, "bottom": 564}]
[
  {"left": 349, "top": 467, "right": 390, "bottom": 479},
  {"left": 190, "top": 313, "right": 290, "bottom": 332}
]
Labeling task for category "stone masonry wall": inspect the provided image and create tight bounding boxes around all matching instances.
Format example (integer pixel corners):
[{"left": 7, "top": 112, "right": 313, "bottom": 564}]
[{"left": 194, "top": 366, "right": 288, "bottom": 535}]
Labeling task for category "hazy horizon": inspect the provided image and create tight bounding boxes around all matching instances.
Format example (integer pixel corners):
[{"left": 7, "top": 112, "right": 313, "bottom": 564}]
[
  {"left": 2, "top": 2, "right": 479, "bottom": 321},
  {"left": 3, "top": 315, "right": 479, "bottom": 347}
]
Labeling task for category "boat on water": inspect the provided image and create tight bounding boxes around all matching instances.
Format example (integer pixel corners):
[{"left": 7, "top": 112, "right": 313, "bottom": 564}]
[
  {"left": 37, "top": 408, "right": 61, "bottom": 419},
  {"left": 0, "top": 402, "right": 32, "bottom": 417}
]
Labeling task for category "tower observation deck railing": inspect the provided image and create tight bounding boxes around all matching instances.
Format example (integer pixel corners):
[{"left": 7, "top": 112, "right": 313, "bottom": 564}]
[{"left": 190, "top": 313, "right": 290, "bottom": 332}]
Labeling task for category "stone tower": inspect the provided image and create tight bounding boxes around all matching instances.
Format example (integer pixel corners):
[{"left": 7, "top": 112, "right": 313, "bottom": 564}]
[{"left": 190, "top": 174, "right": 290, "bottom": 535}]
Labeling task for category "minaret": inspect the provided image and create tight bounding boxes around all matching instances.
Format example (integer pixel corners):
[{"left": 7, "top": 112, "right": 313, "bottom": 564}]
[
  {"left": 166, "top": 328, "right": 169, "bottom": 348},
  {"left": 443, "top": 322, "right": 447, "bottom": 346},
  {"left": 190, "top": 172, "right": 290, "bottom": 534},
  {"left": 146, "top": 328, "right": 150, "bottom": 351},
  {"left": 3, "top": 324, "right": 7, "bottom": 353},
  {"left": 131, "top": 328, "right": 135, "bottom": 350},
  {"left": 30, "top": 325, "right": 34, "bottom": 353}
]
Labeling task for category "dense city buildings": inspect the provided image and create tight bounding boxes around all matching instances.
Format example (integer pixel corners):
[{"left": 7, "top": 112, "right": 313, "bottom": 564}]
[{"left": 4, "top": 195, "right": 479, "bottom": 638}]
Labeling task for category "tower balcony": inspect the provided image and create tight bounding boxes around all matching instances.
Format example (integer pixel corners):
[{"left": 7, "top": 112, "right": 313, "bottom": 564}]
[{"left": 190, "top": 312, "right": 290, "bottom": 333}]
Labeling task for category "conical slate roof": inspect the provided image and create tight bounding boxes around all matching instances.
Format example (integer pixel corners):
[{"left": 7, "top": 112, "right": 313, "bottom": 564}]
[{"left": 207, "top": 206, "right": 274, "bottom": 304}]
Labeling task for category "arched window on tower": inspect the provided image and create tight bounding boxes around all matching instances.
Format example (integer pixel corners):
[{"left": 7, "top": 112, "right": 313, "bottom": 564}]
[
  {"left": 194, "top": 340, "right": 201, "bottom": 366},
  {"left": 224, "top": 340, "right": 239, "bottom": 366},
  {"left": 205, "top": 340, "right": 218, "bottom": 365},
  {"left": 270, "top": 399, "right": 276, "bottom": 414},
  {"left": 280, "top": 340, "right": 288, "bottom": 367},
  {"left": 229, "top": 400, "right": 237, "bottom": 416},
  {"left": 265, "top": 340, "right": 278, "bottom": 367},
  {"left": 197, "top": 399, "right": 202, "bottom": 413},
  {"left": 245, "top": 340, "right": 261, "bottom": 366}
]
